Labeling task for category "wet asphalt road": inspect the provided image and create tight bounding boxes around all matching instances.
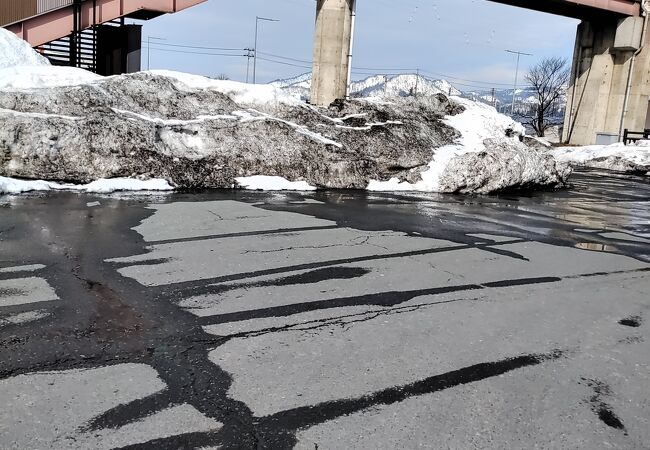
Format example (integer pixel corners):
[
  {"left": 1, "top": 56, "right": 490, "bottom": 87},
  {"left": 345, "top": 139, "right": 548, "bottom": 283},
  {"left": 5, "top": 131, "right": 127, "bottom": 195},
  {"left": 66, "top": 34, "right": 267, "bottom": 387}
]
[{"left": 0, "top": 169, "right": 649, "bottom": 449}]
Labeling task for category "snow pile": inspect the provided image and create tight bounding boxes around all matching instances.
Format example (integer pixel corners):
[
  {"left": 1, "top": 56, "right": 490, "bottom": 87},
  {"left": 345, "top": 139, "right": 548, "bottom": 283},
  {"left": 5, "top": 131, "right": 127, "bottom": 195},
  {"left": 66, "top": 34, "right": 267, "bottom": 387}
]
[
  {"left": 368, "top": 97, "right": 554, "bottom": 193},
  {"left": 0, "top": 28, "right": 49, "bottom": 69},
  {"left": 0, "top": 70, "right": 568, "bottom": 195},
  {"left": 150, "top": 70, "right": 301, "bottom": 107},
  {"left": 235, "top": 176, "right": 316, "bottom": 191},
  {"left": 0, "top": 28, "right": 101, "bottom": 90},
  {"left": 553, "top": 141, "right": 650, "bottom": 174},
  {"left": 0, "top": 177, "right": 174, "bottom": 195}
]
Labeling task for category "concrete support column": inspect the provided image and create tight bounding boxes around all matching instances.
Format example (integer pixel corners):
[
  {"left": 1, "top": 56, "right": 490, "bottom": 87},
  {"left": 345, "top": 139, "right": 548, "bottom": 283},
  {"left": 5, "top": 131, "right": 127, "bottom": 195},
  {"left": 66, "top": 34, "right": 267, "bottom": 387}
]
[
  {"left": 310, "top": 0, "right": 355, "bottom": 107},
  {"left": 563, "top": 15, "right": 650, "bottom": 145}
]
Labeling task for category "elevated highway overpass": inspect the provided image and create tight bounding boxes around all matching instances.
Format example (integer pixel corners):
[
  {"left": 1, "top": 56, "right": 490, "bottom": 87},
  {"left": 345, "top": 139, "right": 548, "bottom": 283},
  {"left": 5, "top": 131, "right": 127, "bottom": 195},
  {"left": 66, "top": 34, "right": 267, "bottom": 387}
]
[
  {"left": 1, "top": 0, "right": 649, "bottom": 145},
  {"left": 312, "top": 0, "right": 650, "bottom": 145},
  {"left": 1, "top": 0, "right": 206, "bottom": 73}
]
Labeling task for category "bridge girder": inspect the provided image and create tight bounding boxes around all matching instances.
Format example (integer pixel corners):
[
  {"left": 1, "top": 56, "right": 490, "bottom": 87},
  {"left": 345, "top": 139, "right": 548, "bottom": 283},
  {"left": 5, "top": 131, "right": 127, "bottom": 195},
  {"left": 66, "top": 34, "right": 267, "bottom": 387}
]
[{"left": 485, "top": 0, "right": 640, "bottom": 19}]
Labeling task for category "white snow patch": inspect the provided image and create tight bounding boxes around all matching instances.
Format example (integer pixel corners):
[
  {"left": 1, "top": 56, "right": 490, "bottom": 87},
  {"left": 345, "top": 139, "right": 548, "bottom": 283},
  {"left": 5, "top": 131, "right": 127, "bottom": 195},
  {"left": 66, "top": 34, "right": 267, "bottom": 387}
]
[
  {"left": 0, "top": 28, "right": 49, "bottom": 69},
  {"left": 111, "top": 108, "right": 238, "bottom": 125},
  {"left": 0, "top": 28, "right": 101, "bottom": 90},
  {"left": 0, "top": 177, "right": 174, "bottom": 195},
  {"left": 235, "top": 176, "right": 317, "bottom": 191},
  {"left": 0, "top": 65, "right": 102, "bottom": 90},
  {"left": 149, "top": 70, "right": 302, "bottom": 107},
  {"left": 368, "top": 97, "right": 525, "bottom": 192},
  {"left": 553, "top": 142, "right": 650, "bottom": 169}
]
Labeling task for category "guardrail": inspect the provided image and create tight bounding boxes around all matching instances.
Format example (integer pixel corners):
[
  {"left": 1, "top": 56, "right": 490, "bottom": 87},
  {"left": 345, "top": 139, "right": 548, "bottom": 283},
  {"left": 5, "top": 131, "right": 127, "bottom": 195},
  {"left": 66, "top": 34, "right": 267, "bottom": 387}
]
[{"left": 623, "top": 128, "right": 650, "bottom": 145}]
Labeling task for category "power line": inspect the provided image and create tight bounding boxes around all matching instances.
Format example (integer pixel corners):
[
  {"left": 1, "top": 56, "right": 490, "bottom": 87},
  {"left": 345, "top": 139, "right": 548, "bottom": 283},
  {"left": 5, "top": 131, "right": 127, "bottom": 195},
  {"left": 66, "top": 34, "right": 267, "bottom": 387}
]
[
  {"left": 144, "top": 45, "right": 247, "bottom": 57},
  {"left": 256, "top": 51, "right": 311, "bottom": 64},
  {"left": 256, "top": 56, "right": 312, "bottom": 69},
  {"left": 142, "top": 40, "right": 245, "bottom": 52}
]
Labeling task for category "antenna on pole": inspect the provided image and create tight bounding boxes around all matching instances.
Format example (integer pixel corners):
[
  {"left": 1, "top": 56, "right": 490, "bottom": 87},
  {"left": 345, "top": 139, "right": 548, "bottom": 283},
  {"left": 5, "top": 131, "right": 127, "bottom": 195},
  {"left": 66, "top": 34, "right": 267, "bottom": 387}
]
[{"left": 506, "top": 49, "right": 533, "bottom": 116}]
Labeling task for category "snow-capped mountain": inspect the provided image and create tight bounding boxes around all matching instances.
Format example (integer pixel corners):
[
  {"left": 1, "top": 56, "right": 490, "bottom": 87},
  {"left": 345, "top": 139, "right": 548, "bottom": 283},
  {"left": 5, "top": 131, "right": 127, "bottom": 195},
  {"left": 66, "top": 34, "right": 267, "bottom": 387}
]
[
  {"left": 270, "top": 72, "right": 462, "bottom": 101},
  {"left": 269, "top": 72, "right": 311, "bottom": 89},
  {"left": 463, "top": 87, "right": 566, "bottom": 117}
]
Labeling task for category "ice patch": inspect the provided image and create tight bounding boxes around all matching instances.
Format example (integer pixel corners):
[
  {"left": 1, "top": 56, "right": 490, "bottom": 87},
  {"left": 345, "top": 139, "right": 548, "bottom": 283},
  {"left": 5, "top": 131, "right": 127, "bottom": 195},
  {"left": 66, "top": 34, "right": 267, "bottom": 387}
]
[
  {"left": 235, "top": 176, "right": 317, "bottom": 191},
  {"left": 0, "top": 177, "right": 174, "bottom": 195}
]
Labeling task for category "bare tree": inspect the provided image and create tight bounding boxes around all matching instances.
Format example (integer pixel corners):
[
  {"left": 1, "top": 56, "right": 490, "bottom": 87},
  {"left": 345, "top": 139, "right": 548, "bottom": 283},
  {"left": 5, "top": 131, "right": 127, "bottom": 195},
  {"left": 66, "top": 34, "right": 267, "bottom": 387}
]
[
  {"left": 213, "top": 73, "right": 230, "bottom": 81},
  {"left": 525, "top": 57, "right": 570, "bottom": 137}
]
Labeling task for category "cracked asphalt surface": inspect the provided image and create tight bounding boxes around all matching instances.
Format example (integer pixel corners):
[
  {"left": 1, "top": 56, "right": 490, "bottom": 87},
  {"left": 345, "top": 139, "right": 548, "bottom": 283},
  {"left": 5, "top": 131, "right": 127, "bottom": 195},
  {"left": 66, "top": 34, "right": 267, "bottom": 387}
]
[{"left": 0, "top": 169, "right": 649, "bottom": 449}]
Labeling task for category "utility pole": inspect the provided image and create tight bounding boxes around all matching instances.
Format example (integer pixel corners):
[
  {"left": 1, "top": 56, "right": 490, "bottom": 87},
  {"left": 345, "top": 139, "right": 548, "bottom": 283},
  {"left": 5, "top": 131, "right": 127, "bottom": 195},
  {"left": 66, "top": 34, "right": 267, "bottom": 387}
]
[
  {"left": 492, "top": 88, "right": 496, "bottom": 108},
  {"left": 506, "top": 49, "right": 532, "bottom": 116},
  {"left": 244, "top": 48, "right": 254, "bottom": 83},
  {"left": 253, "top": 16, "right": 279, "bottom": 84},
  {"left": 415, "top": 68, "right": 419, "bottom": 97},
  {"left": 147, "top": 36, "right": 166, "bottom": 70}
]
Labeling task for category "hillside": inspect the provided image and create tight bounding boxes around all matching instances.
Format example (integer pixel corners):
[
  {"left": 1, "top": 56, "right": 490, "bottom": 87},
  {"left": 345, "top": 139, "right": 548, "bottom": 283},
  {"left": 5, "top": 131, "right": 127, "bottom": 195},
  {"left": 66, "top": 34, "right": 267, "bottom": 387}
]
[{"left": 271, "top": 73, "right": 462, "bottom": 101}]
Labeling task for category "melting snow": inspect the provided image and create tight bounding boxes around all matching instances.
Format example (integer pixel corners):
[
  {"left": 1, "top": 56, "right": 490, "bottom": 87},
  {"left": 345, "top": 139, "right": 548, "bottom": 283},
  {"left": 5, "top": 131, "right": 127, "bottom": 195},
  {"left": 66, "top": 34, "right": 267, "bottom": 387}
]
[
  {"left": 368, "top": 97, "right": 525, "bottom": 191},
  {"left": 553, "top": 142, "right": 650, "bottom": 169},
  {"left": 235, "top": 176, "right": 317, "bottom": 191},
  {"left": 0, "top": 177, "right": 174, "bottom": 195}
]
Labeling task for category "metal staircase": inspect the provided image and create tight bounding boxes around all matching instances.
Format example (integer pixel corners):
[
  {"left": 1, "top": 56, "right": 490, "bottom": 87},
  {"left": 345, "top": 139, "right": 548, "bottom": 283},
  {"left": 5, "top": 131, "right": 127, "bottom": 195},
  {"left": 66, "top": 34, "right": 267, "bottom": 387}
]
[{"left": 35, "top": 0, "right": 97, "bottom": 71}]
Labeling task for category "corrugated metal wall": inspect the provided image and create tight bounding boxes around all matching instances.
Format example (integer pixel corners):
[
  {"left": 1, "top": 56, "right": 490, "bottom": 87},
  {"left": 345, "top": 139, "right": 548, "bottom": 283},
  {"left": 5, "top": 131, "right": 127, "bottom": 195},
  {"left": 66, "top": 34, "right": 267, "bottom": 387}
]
[
  {"left": 37, "top": 0, "right": 74, "bottom": 14},
  {"left": 0, "top": 0, "right": 38, "bottom": 26}
]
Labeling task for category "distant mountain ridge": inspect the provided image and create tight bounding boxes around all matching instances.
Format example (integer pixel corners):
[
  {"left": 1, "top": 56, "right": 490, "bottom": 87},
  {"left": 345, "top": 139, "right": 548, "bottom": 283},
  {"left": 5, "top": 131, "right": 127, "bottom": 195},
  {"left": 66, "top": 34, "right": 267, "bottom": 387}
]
[
  {"left": 270, "top": 72, "right": 462, "bottom": 101},
  {"left": 270, "top": 73, "right": 565, "bottom": 121}
]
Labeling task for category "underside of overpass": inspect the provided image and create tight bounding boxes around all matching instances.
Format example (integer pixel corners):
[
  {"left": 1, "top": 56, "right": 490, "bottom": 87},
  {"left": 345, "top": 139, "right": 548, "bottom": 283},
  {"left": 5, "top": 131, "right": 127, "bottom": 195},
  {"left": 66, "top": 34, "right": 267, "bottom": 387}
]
[
  {"left": 1, "top": 0, "right": 206, "bottom": 75},
  {"left": 487, "top": 0, "right": 640, "bottom": 19}
]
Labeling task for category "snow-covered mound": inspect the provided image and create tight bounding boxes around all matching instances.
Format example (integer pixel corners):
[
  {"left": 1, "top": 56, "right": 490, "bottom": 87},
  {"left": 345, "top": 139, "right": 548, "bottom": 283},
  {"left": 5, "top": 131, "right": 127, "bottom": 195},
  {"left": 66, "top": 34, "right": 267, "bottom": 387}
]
[
  {"left": 273, "top": 72, "right": 461, "bottom": 102},
  {"left": 0, "top": 32, "right": 569, "bottom": 195},
  {"left": 368, "top": 98, "right": 567, "bottom": 193},
  {"left": 0, "top": 28, "right": 49, "bottom": 69},
  {"left": 0, "top": 70, "right": 569, "bottom": 194},
  {"left": 553, "top": 142, "right": 650, "bottom": 175},
  {"left": 150, "top": 70, "right": 301, "bottom": 107}
]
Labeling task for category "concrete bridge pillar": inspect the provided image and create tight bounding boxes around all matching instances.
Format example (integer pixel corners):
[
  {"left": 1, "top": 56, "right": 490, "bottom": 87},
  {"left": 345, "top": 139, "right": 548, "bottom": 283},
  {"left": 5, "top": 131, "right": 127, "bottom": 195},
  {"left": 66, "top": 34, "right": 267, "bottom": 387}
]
[
  {"left": 564, "top": 14, "right": 650, "bottom": 145},
  {"left": 310, "top": 0, "right": 355, "bottom": 106}
]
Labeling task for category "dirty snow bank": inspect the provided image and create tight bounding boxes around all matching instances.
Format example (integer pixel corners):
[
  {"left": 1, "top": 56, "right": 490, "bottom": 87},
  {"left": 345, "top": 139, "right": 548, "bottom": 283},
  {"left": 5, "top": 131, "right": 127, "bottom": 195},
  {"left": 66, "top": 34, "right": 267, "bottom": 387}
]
[
  {"left": 0, "top": 30, "right": 568, "bottom": 194},
  {"left": 0, "top": 177, "right": 174, "bottom": 195},
  {"left": 552, "top": 142, "right": 650, "bottom": 174},
  {"left": 368, "top": 98, "right": 565, "bottom": 193}
]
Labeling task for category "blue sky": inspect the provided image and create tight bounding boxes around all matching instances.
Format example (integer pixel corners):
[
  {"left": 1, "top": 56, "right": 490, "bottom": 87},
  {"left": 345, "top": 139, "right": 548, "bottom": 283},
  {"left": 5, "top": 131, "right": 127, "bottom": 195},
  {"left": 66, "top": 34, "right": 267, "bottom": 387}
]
[{"left": 140, "top": 0, "right": 579, "bottom": 90}]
